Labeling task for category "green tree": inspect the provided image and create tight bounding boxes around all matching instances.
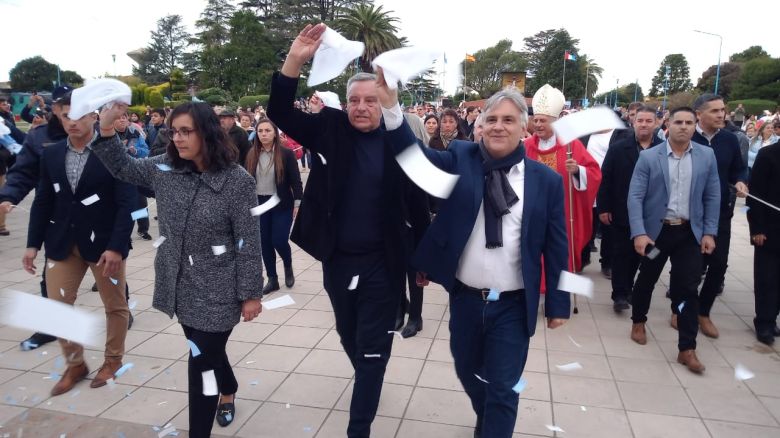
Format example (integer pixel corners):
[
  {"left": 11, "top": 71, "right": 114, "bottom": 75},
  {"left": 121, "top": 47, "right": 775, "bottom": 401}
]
[
  {"left": 335, "top": 4, "right": 402, "bottom": 72},
  {"left": 219, "top": 10, "right": 277, "bottom": 97},
  {"left": 406, "top": 68, "right": 443, "bottom": 104},
  {"left": 169, "top": 68, "right": 187, "bottom": 93},
  {"left": 576, "top": 54, "right": 603, "bottom": 100},
  {"left": 523, "top": 29, "right": 592, "bottom": 100},
  {"left": 460, "top": 39, "right": 527, "bottom": 98},
  {"left": 730, "top": 57, "right": 780, "bottom": 102},
  {"left": 10, "top": 56, "right": 55, "bottom": 91},
  {"left": 134, "top": 15, "right": 191, "bottom": 84},
  {"left": 729, "top": 46, "right": 770, "bottom": 63},
  {"left": 695, "top": 62, "right": 741, "bottom": 98},
  {"left": 194, "top": 0, "right": 235, "bottom": 48},
  {"left": 649, "top": 54, "right": 692, "bottom": 97}
]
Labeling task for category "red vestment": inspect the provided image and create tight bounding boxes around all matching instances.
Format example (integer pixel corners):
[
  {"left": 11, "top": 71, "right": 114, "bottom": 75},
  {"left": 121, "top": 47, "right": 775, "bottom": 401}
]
[{"left": 524, "top": 134, "right": 601, "bottom": 272}]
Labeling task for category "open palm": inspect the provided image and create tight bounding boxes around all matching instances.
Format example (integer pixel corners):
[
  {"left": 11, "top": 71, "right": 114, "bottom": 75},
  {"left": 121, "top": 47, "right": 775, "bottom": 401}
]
[{"left": 289, "top": 23, "right": 326, "bottom": 64}]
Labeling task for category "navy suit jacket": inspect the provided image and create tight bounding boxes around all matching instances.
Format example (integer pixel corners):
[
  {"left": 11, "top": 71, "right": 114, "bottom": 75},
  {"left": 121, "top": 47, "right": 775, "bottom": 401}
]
[
  {"left": 628, "top": 141, "right": 720, "bottom": 244},
  {"left": 386, "top": 121, "right": 571, "bottom": 336},
  {"left": 27, "top": 140, "right": 136, "bottom": 262}
]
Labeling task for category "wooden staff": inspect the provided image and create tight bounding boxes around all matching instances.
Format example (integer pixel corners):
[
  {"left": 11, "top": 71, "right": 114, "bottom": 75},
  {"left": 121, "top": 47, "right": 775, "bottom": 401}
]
[{"left": 567, "top": 142, "right": 579, "bottom": 314}]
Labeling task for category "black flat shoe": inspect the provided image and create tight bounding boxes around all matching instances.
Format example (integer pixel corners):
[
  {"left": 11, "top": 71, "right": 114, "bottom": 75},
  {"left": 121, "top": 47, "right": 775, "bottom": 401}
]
[
  {"left": 613, "top": 297, "right": 630, "bottom": 313},
  {"left": 216, "top": 400, "right": 235, "bottom": 427},
  {"left": 757, "top": 329, "right": 775, "bottom": 346},
  {"left": 20, "top": 332, "right": 57, "bottom": 351},
  {"left": 400, "top": 319, "right": 423, "bottom": 338},
  {"left": 262, "top": 277, "right": 280, "bottom": 295}
]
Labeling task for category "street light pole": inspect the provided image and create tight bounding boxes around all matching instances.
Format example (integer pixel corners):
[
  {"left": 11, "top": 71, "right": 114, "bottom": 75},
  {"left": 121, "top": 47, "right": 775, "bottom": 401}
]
[{"left": 694, "top": 30, "right": 723, "bottom": 95}]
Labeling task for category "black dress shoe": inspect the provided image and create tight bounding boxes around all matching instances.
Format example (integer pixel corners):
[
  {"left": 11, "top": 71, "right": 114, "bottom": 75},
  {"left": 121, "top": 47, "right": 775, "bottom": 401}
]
[
  {"left": 20, "top": 332, "right": 57, "bottom": 351},
  {"left": 601, "top": 266, "right": 612, "bottom": 279},
  {"left": 400, "top": 319, "right": 423, "bottom": 338},
  {"left": 216, "top": 400, "right": 236, "bottom": 427},
  {"left": 474, "top": 417, "right": 483, "bottom": 438},
  {"left": 284, "top": 264, "right": 295, "bottom": 288},
  {"left": 137, "top": 231, "right": 152, "bottom": 241},
  {"left": 91, "top": 282, "right": 99, "bottom": 292},
  {"left": 613, "top": 297, "right": 630, "bottom": 312},
  {"left": 262, "top": 277, "right": 280, "bottom": 295},
  {"left": 757, "top": 329, "right": 775, "bottom": 346},
  {"left": 128, "top": 312, "right": 134, "bottom": 330}
]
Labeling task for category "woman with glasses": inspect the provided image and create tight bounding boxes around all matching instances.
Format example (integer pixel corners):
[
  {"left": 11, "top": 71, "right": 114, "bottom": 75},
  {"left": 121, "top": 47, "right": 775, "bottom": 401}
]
[
  {"left": 245, "top": 118, "right": 302, "bottom": 294},
  {"left": 91, "top": 101, "right": 264, "bottom": 438}
]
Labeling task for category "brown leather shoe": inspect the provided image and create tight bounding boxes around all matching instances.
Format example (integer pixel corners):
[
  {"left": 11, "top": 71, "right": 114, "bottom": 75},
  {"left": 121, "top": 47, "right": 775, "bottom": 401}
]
[
  {"left": 90, "top": 360, "right": 123, "bottom": 388},
  {"left": 698, "top": 316, "right": 719, "bottom": 338},
  {"left": 670, "top": 314, "right": 678, "bottom": 330},
  {"left": 51, "top": 363, "right": 89, "bottom": 396},
  {"left": 677, "top": 349, "right": 705, "bottom": 374},
  {"left": 631, "top": 323, "right": 647, "bottom": 345}
]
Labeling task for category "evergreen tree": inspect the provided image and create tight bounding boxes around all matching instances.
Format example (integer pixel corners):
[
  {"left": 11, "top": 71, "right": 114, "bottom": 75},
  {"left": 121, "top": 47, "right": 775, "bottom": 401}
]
[{"left": 649, "top": 54, "right": 692, "bottom": 97}]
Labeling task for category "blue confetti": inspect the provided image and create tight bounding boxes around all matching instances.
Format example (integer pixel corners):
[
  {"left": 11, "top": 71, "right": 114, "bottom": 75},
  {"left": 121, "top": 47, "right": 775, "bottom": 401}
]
[
  {"left": 114, "top": 363, "right": 134, "bottom": 377},
  {"left": 250, "top": 380, "right": 259, "bottom": 386},
  {"left": 187, "top": 340, "right": 202, "bottom": 357},
  {"left": 238, "top": 239, "right": 244, "bottom": 250},
  {"left": 54, "top": 357, "right": 65, "bottom": 369},
  {"left": 110, "top": 277, "right": 119, "bottom": 285},
  {"left": 486, "top": 288, "right": 500, "bottom": 301},
  {"left": 678, "top": 302, "right": 685, "bottom": 313},
  {"left": 156, "top": 163, "right": 172, "bottom": 171},
  {"left": 512, "top": 377, "right": 527, "bottom": 394},
  {"left": 303, "top": 426, "right": 312, "bottom": 432},
  {"left": 68, "top": 404, "right": 75, "bottom": 411},
  {"left": 128, "top": 300, "right": 137, "bottom": 310},
  {"left": 5, "top": 395, "right": 18, "bottom": 405},
  {"left": 117, "top": 433, "right": 127, "bottom": 438},
  {"left": 224, "top": 413, "right": 233, "bottom": 423},
  {"left": 130, "top": 208, "right": 149, "bottom": 221},
  {"left": 741, "top": 206, "right": 750, "bottom": 213}
]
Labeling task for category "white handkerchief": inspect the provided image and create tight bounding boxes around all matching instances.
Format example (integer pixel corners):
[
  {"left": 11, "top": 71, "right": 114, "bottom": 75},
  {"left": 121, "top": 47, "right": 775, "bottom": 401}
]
[
  {"left": 263, "top": 294, "right": 295, "bottom": 310},
  {"left": 552, "top": 106, "right": 626, "bottom": 145},
  {"left": 0, "top": 290, "right": 103, "bottom": 347},
  {"left": 555, "top": 362, "right": 583, "bottom": 372},
  {"left": 81, "top": 194, "right": 100, "bottom": 206},
  {"left": 348, "top": 275, "right": 359, "bottom": 290},
  {"left": 734, "top": 363, "right": 755, "bottom": 381},
  {"left": 202, "top": 370, "right": 218, "bottom": 396},
  {"left": 396, "top": 144, "right": 459, "bottom": 199},
  {"left": 557, "top": 271, "right": 594, "bottom": 298},
  {"left": 308, "top": 27, "right": 365, "bottom": 87},
  {"left": 250, "top": 194, "right": 280, "bottom": 216},
  {"left": 212, "top": 245, "right": 226, "bottom": 256},
  {"left": 153, "top": 236, "right": 167, "bottom": 248},
  {"left": 315, "top": 91, "right": 341, "bottom": 109},
  {"left": 372, "top": 47, "right": 441, "bottom": 90},
  {"left": 53, "top": 183, "right": 60, "bottom": 193},
  {"left": 68, "top": 78, "right": 132, "bottom": 120}
]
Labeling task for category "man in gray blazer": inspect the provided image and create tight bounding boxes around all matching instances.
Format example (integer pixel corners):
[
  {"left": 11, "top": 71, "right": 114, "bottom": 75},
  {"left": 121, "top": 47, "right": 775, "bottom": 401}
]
[{"left": 627, "top": 106, "right": 720, "bottom": 374}]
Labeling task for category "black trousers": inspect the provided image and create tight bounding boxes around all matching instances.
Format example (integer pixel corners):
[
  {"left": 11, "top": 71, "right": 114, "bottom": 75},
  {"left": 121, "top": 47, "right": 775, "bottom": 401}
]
[
  {"left": 754, "top": 246, "right": 780, "bottom": 332},
  {"left": 698, "top": 212, "right": 731, "bottom": 316},
  {"left": 631, "top": 223, "right": 702, "bottom": 351},
  {"left": 323, "top": 252, "right": 400, "bottom": 438},
  {"left": 135, "top": 191, "right": 149, "bottom": 233},
  {"left": 182, "top": 324, "right": 238, "bottom": 438},
  {"left": 610, "top": 225, "right": 640, "bottom": 302},
  {"left": 404, "top": 268, "right": 424, "bottom": 322}
]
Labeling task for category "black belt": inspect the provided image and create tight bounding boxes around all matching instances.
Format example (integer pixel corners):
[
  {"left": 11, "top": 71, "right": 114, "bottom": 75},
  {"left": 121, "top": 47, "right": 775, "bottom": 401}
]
[{"left": 454, "top": 280, "right": 524, "bottom": 301}]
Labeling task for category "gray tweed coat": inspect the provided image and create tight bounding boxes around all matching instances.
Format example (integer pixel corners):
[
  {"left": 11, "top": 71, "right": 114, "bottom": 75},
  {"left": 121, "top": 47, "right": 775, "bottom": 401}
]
[{"left": 91, "top": 135, "right": 264, "bottom": 333}]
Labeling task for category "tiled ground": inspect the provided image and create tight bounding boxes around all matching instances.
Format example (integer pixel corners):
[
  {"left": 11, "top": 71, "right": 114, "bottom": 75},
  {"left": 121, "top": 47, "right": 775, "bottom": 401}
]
[{"left": 0, "top": 183, "right": 778, "bottom": 437}]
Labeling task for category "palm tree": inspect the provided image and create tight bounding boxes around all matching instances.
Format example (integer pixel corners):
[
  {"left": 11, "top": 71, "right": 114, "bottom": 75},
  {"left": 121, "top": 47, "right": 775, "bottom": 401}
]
[
  {"left": 578, "top": 54, "right": 603, "bottom": 100},
  {"left": 335, "top": 4, "right": 402, "bottom": 72}
]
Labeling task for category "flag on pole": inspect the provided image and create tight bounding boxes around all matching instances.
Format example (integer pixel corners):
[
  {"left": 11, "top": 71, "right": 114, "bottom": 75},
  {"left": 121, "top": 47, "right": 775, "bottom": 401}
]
[
  {"left": 564, "top": 50, "right": 577, "bottom": 61},
  {"left": 443, "top": 53, "right": 448, "bottom": 64},
  {"left": 465, "top": 54, "right": 476, "bottom": 62}
]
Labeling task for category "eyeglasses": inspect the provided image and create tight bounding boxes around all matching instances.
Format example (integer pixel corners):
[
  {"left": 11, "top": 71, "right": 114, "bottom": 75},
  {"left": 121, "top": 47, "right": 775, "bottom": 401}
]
[{"left": 170, "top": 127, "right": 196, "bottom": 138}]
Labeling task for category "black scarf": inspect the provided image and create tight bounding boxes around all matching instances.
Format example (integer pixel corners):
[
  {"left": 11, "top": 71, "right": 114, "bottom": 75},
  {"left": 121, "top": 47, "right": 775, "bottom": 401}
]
[{"left": 480, "top": 142, "right": 525, "bottom": 248}]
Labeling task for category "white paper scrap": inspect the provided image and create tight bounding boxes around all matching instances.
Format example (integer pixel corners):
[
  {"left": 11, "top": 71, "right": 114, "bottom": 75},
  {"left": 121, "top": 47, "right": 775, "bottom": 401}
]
[
  {"left": 48, "top": 262, "right": 55, "bottom": 269},
  {"left": 546, "top": 425, "right": 565, "bottom": 433},
  {"left": 130, "top": 208, "right": 149, "bottom": 221},
  {"left": 157, "top": 426, "right": 177, "bottom": 438},
  {"left": 568, "top": 335, "right": 582, "bottom": 348},
  {"left": 262, "top": 294, "right": 295, "bottom": 310},
  {"left": 188, "top": 255, "right": 193, "bottom": 266},
  {"left": 90, "top": 231, "right": 95, "bottom": 242},
  {"left": 156, "top": 163, "right": 172, "bottom": 172},
  {"left": 153, "top": 236, "right": 167, "bottom": 248},
  {"left": 317, "top": 153, "right": 327, "bottom": 165},
  {"left": 250, "top": 194, "right": 280, "bottom": 216},
  {"left": 388, "top": 331, "right": 403, "bottom": 339},
  {"left": 734, "top": 363, "right": 755, "bottom": 381},
  {"left": 81, "top": 194, "right": 100, "bottom": 206},
  {"left": 0, "top": 290, "right": 103, "bottom": 347},
  {"left": 237, "top": 238, "right": 244, "bottom": 250},
  {"left": 512, "top": 377, "right": 527, "bottom": 394},
  {"left": 555, "top": 362, "right": 583, "bottom": 372},
  {"left": 396, "top": 144, "right": 459, "bottom": 199},
  {"left": 347, "top": 275, "right": 359, "bottom": 291},
  {"left": 202, "top": 370, "right": 218, "bottom": 396},
  {"left": 363, "top": 353, "right": 381, "bottom": 358},
  {"left": 53, "top": 183, "right": 60, "bottom": 193},
  {"left": 557, "top": 271, "right": 594, "bottom": 299},
  {"left": 580, "top": 406, "right": 587, "bottom": 412},
  {"left": 474, "top": 374, "right": 489, "bottom": 384},
  {"left": 212, "top": 245, "right": 227, "bottom": 256},
  {"left": 110, "top": 277, "right": 118, "bottom": 285},
  {"left": 372, "top": 47, "right": 441, "bottom": 90},
  {"left": 308, "top": 27, "right": 364, "bottom": 87},
  {"left": 552, "top": 106, "right": 626, "bottom": 145},
  {"left": 60, "top": 288, "right": 65, "bottom": 297}
]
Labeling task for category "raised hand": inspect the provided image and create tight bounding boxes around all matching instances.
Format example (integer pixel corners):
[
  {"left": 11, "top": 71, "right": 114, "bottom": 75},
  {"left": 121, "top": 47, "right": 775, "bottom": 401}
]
[
  {"left": 374, "top": 67, "right": 398, "bottom": 109},
  {"left": 281, "top": 23, "right": 326, "bottom": 78}
]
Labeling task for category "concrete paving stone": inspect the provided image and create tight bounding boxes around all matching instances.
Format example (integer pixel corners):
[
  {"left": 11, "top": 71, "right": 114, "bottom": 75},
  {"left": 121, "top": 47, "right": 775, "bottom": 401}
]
[
  {"left": 286, "top": 309, "right": 336, "bottom": 329},
  {"left": 550, "top": 374, "right": 622, "bottom": 409},
  {"left": 335, "top": 381, "right": 413, "bottom": 418},
  {"left": 240, "top": 344, "right": 309, "bottom": 372},
  {"left": 627, "top": 411, "right": 710, "bottom": 438},
  {"left": 617, "top": 381, "right": 698, "bottom": 417},
  {"left": 686, "top": 385, "right": 778, "bottom": 426},
  {"left": 237, "top": 401, "right": 329, "bottom": 438},
  {"left": 268, "top": 372, "right": 349, "bottom": 409},
  {"left": 316, "top": 411, "right": 399, "bottom": 438},
  {"left": 263, "top": 325, "right": 328, "bottom": 349},
  {"left": 548, "top": 350, "right": 613, "bottom": 380},
  {"left": 294, "top": 348, "right": 354, "bottom": 378},
  {"left": 705, "top": 420, "right": 780, "bottom": 438},
  {"left": 98, "top": 386, "right": 188, "bottom": 426},
  {"left": 552, "top": 403, "right": 633, "bottom": 438}
]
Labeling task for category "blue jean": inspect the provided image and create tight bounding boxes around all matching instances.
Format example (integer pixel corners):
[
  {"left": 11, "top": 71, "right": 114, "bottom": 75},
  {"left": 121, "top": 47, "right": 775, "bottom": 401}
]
[
  {"left": 449, "top": 283, "right": 530, "bottom": 438},
  {"left": 258, "top": 196, "right": 293, "bottom": 278}
]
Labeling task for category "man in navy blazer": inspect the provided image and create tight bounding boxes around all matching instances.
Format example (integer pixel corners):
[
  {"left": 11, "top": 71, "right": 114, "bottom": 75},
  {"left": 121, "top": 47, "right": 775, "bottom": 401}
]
[
  {"left": 627, "top": 106, "right": 720, "bottom": 374},
  {"left": 23, "top": 93, "right": 135, "bottom": 396},
  {"left": 378, "top": 77, "right": 570, "bottom": 438}
]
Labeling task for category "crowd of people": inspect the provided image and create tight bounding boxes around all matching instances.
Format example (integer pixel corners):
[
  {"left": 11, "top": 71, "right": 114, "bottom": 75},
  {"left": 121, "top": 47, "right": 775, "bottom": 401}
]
[{"left": 1, "top": 23, "right": 779, "bottom": 438}]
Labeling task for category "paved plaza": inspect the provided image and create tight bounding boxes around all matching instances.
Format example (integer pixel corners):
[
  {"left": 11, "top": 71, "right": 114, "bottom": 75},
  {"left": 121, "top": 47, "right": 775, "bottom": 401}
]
[{"left": 0, "top": 187, "right": 779, "bottom": 437}]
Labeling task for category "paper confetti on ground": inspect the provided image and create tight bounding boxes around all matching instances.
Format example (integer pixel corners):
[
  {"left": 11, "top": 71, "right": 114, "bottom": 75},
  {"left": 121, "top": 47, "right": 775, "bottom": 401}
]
[
  {"left": 568, "top": 335, "right": 582, "bottom": 348},
  {"left": 0, "top": 289, "right": 103, "bottom": 347},
  {"left": 546, "top": 424, "right": 565, "bottom": 433},
  {"left": 81, "top": 194, "right": 100, "bottom": 206},
  {"left": 557, "top": 271, "right": 594, "bottom": 298},
  {"left": 734, "top": 363, "right": 755, "bottom": 381},
  {"left": 157, "top": 426, "right": 177, "bottom": 438},
  {"left": 128, "top": 300, "right": 137, "bottom": 310},
  {"left": 238, "top": 239, "right": 244, "bottom": 250},
  {"left": 348, "top": 275, "right": 359, "bottom": 291},
  {"left": 262, "top": 294, "right": 295, "bottom": 310},
  {"left": 555, "top": 362, "right": 583, "bottom": 372},
  {"left": 188, "top": 255, "right": 193, "bottom": 266},
  {"left": 153, "top": 236, "right": 167, "bottom": 248}
]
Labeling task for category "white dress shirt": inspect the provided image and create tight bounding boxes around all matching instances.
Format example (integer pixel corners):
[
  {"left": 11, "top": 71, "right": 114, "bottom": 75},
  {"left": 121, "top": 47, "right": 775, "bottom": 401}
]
[
  {"left": 456, "top": 162, "right": 525, "bottom": 291},
  {"left": 538, "top": 134, "right": 587, "bottom": 191}
]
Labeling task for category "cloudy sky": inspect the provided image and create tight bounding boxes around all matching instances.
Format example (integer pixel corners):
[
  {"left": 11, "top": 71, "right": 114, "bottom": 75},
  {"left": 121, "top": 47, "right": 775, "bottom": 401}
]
[{"left": 2, "top": 0, "right": 777, "bottom": 98}]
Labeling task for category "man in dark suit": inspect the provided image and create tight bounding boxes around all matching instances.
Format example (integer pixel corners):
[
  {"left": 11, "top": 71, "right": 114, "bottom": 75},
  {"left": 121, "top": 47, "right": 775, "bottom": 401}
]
[
  {"left": 597, "top": 105, "right": 663, "bottom": 312},
  {"left": 628, "top": 107, "right": 720, "bottom": 374},
  {"left": 266, "top": 24, "right": 429, "bottom": 438},
  {"left": 747, "top": 140, "right": 780, "bottom": 344},
  {"left": 23, "top": 93, "right": 136, "bottom": 396},
  {"left": 382, "top": 82, "right": 570, "bottom": 437}
]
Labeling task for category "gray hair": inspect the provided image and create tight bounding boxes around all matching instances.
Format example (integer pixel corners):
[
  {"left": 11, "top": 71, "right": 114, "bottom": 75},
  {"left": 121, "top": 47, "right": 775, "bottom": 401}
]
[
  {"left": 347, "top": 72, "right": 377, "bottom": 97},
  {"left": 693, "top": 93, "right": 723, "bottom": 111},
  {"left": 483, "top": 87, "right": 528, "bottom": 127}
]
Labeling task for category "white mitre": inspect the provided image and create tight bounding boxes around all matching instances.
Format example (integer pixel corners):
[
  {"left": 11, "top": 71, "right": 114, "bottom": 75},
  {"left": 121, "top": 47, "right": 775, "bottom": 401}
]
[{"left": 532, "top": 84, "right": 565, "bottom": 118}]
